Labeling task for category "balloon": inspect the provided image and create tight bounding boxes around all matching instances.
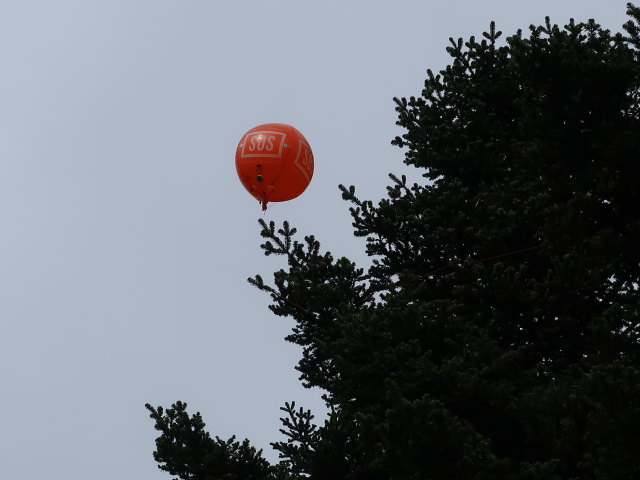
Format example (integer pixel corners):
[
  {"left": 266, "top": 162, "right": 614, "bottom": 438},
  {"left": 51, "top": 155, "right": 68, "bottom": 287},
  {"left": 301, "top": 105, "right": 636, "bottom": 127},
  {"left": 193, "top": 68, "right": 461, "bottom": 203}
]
[{"left": 235, "top": 123, "right": 314, "bottom": 210}]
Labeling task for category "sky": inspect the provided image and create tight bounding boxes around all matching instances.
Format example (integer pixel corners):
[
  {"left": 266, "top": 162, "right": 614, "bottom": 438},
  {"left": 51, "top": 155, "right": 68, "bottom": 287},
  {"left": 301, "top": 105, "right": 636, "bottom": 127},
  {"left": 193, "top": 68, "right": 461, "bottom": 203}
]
[{"left": 0, "top": 1, "right": 632, "bottom": 478}]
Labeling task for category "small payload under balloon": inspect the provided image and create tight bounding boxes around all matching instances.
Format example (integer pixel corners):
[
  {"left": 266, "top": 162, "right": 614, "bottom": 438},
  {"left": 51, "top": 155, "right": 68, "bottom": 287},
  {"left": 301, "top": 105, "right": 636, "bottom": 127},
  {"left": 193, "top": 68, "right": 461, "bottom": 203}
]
[{"left": 235, "top": 123, "right": 314, "bottom": 210}]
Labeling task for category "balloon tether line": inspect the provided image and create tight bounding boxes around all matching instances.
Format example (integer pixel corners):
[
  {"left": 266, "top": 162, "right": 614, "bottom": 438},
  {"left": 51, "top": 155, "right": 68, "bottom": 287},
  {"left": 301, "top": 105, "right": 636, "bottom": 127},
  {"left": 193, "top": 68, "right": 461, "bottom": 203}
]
[{"left": 425, "top": 244, "right": 542, "bottom": 276}]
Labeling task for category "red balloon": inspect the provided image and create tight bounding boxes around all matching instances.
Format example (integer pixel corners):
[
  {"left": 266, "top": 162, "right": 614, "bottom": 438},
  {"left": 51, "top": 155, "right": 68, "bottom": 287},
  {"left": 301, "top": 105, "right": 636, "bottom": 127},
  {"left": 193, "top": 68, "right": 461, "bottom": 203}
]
[{"left": 235, "top": 123, "right": 314, "bottom": 210}]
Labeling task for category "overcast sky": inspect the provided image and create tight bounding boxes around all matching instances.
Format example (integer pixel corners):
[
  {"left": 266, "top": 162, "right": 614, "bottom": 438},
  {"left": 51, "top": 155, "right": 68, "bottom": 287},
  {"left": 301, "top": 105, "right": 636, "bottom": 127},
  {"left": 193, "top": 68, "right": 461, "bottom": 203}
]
[{"left": 0, "top": 1, "right": 631, "bottom": 478}]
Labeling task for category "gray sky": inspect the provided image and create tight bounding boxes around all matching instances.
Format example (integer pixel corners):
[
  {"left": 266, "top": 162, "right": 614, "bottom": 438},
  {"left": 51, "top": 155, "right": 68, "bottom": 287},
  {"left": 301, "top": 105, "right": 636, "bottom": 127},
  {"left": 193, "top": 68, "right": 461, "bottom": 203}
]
[{"left": 0, "top": 1, "right": 630, "bottom": 478}]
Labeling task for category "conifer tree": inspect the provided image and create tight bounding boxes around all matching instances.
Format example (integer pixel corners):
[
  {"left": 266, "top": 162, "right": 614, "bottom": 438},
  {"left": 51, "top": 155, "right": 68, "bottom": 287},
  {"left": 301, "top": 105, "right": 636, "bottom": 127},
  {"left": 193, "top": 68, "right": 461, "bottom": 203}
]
[{"left": 147, "top": 5, "right": 640, "bottom": 479}]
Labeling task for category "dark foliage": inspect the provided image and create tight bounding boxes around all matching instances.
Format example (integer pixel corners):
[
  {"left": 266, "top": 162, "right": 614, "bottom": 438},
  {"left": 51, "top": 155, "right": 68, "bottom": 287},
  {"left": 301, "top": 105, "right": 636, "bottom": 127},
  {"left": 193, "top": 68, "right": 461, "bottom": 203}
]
[
  {"left": 145, "top": 402, "right": 277, "bottom": 480},
  {"left": 148, "top": 5, "right": 640, "bottom": 479}
]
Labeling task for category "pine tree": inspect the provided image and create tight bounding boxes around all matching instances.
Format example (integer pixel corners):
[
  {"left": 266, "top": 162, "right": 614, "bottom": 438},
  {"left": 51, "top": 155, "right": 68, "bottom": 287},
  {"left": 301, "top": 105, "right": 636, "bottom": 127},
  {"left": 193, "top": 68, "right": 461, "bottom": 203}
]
[{"left": 147, "top": 5, "right": 640, "bottom": 479}]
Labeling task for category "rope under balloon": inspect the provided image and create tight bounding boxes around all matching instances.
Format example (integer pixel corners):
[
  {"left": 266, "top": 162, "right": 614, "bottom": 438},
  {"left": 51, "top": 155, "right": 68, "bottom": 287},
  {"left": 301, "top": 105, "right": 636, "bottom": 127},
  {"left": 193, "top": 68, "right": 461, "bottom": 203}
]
[{"left": 425, "top": 244, "right": 542, "bottom": 277}]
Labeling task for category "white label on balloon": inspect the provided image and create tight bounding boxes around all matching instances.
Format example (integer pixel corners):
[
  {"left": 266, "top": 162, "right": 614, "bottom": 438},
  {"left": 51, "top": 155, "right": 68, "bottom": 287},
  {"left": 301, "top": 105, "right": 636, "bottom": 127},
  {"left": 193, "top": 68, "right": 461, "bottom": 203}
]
[
  {"left": 293, "top": 139, "right": 314, "bottom": 181},
  {"left": 240, "top": 131, "right": 286, "bottom": 158}
]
